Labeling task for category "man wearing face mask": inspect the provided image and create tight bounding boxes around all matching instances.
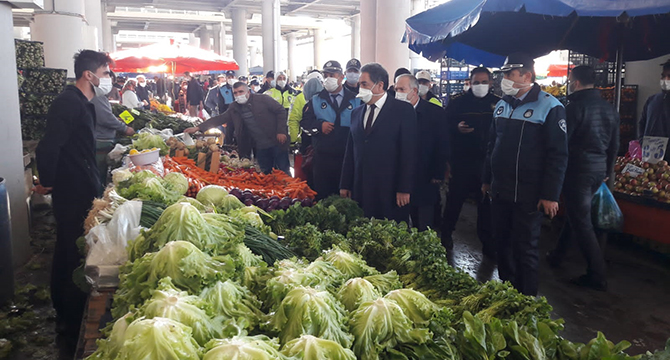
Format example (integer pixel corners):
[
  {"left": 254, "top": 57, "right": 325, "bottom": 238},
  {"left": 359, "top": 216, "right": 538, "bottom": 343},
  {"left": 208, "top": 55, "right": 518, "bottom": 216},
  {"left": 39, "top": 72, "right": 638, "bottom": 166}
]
[
  {"left": 184, "top": 82, "right": 290, "bottom": 174},
  {"left": 482, "top": 53, "right": 568, "bottom": 296},
  {"left": 184, "top": 71, "right": 205, "bottom": 117},
  {"left": 344, "top": 58, "right": 361, "bottom": 94},
  {"left": 442, "top": 67, "right": 499, "bottom": 256},
  {"left": 260, "top": 71, "right": 275, "bottom": 93},
  {"left": 546, "top": 66, "right": 619, "bottom": 291},
  {"left": 265, "top": 71, "right": 299, "bottom": 113},
  {"left": 395, "top": 74, "right": 448, "bottom": 230},
  {"left": 135, "top": 74, "right": 150, "bottom": 109},
  {"left": 204, "top": 74, "right": 225, "bottom": 116},
  {"left": 416, "top": 70, "right": 443, "bottom": 107},
  {"left": 216, "top": 70, "right": 237, "bottom": 115},
  {"left": 340, "top": 63, "right": 418, "bottom": 223},
  {"left": 302, "top": 61, "right": 362, "bottom": 200},
  {"left": 34, "top": 50, "right": 112, "bottom": 354},
  {"left": 289, "top": 70, "right": 323, "bottom": 145},
  {"left": 639, "top": 59, "right": 670, "bottom": 161}
]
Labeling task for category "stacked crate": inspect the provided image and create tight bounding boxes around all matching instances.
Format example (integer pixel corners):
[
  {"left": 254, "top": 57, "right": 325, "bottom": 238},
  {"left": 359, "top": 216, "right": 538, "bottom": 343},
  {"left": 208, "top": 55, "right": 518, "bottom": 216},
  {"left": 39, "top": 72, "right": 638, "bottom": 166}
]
[{"left": 15, "top": 39, "right": 68, "bottom": 141}]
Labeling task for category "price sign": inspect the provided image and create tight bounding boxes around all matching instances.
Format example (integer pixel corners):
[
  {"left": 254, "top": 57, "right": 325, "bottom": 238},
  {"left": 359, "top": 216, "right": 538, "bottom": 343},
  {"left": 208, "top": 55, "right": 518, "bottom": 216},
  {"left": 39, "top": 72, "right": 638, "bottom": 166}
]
[
  {"left": 622, "top": 164, "right": 644, "bottom": 178},
  {"left": 119, "top": 110, "right": 135, "bottom": 124},
  {"left": 130, "top": 109, "right": 141, "bottom": 116},
  {"left": 642, "top": 136, "right": 668, "bottom": 164}
]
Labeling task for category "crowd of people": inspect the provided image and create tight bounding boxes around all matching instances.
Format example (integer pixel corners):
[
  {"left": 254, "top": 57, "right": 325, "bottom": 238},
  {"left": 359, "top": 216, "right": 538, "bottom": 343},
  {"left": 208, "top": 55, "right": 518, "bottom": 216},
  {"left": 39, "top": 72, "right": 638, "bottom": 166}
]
[{"left": 30, "top": 47, "right": 670, "bottom": 357}]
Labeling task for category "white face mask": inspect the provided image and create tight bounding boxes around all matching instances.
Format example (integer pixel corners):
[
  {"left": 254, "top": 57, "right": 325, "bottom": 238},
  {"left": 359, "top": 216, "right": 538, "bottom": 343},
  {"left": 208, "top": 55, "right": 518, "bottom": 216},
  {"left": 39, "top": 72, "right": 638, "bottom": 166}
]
[
  {"left": 501, "top": 77, "right": 531, "bottom": 96},
  {"left": 661, "top": 79, "right": 670, "bottom": 91},
  {"left": 235, "top": 93, "right": 249, "bottom": 104},
  {"left": 92, "top": 75, "right": 113, "bottom": 97},
  {"left": 252, "top": 85, "right": 260, "bottom": 92},
  {"left": 346, "top": 72, "right": 360, "bottom": 84},
  {"left": 395, "top": 91, "right": 411, "bottom": 103},
  {"left": 277, "top": 80, "right": 287, "bottom": 88},
  {"left": 228, "top": 79, "right": 236, "bottom": 86},
  {"left": 270, "top": 79, "right": 276, "bottom": 88},
  {"left": 357, "top": 87, "right": 374, "bottom": 103},
  {"left": 471, "top": 84, "right": 489, "bottom": 98},
  {"left": 418, "top": 84, "right": 429, "bottom": 96},
  {"left": 138, "top": 82, "right": 146, "bottom": 87},
  {"left": 462, "top": 84, "right": 470, "bottom": 92},
  {"left": 324, "top": 77, "right": 340, "bottom": 93}
]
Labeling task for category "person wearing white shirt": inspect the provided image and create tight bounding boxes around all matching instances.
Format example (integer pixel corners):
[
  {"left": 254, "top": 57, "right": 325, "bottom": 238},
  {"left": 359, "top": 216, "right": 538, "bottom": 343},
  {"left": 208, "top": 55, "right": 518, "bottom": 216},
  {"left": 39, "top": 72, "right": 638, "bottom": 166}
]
[{"left": 121, "top": 79, "right": 143, "bottom": 109}]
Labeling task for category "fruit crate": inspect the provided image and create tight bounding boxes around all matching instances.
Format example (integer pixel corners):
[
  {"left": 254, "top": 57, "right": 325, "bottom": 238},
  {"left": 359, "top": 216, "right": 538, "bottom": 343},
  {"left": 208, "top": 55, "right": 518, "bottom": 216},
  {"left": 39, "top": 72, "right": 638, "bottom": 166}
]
[
  {"left": 14, "top": 39, "right": 45, "bottom": 69},
  {"left": 568, "top": 51, "right": 620, "bottom": 87}
]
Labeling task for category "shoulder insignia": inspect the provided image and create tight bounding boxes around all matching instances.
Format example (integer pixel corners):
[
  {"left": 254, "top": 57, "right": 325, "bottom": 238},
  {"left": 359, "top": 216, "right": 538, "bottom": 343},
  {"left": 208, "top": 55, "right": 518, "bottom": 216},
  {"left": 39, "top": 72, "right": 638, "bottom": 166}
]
[
  {"left": 523, "top": 109, "right": 533, "bottom": 118},
  {"left": 559, "top": 119, "right": 567, "bottom": 133},
  {"left": 321, "top": 102, "right": 328, "bottom": 109},
  {"left": 496, "top": 106, "right": 504, "bottom": 116},
  {"left": 347, "top": 103, "right": 353, "bottom": 110}
]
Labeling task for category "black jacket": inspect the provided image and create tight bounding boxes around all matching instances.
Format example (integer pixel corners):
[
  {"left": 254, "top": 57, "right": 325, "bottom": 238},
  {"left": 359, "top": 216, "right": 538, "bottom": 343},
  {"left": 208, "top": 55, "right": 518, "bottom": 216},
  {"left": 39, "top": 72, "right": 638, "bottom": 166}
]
[
  {"left": 565, "top": 88, "right": 620, "bottom": 175},
  {"left": 446, "top": 90, "right": 500, "bottom": 168},
  {"left": 484, "top": 84, "right": 568, "bottom": 204},
  {"left": 36, "top": 85, "right": 102, "bottom": 220},
  {"left": 411, "top": 99, "right": 449, "bottom": 207},
  {"left": 639, "top": 92, "right": 670, "bottom": 161},
  {"left": 301, "top": 88, "right": 361, "bottom": 155},
  {"left": 186, "top": 78, "right": 204, "bottom": 105},
  {"left": 135, "top": 84, "right": 150, "bottom": 107},
  {"left": 344, "top": 82, "right": 359, "bottom": 95}
]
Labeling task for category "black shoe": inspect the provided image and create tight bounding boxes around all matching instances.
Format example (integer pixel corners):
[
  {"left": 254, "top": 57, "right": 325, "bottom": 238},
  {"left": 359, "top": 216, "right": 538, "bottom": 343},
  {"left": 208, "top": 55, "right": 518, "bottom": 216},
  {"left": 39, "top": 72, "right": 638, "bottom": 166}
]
[
  {"left": 570, "top": 274, "right": 608, "bottom": 292},
  {"left": 545, "top": 251, "right": 562, "bottom": 269},
  {"left": 441, "top": 234, "right": 453, "bottom": 252}
]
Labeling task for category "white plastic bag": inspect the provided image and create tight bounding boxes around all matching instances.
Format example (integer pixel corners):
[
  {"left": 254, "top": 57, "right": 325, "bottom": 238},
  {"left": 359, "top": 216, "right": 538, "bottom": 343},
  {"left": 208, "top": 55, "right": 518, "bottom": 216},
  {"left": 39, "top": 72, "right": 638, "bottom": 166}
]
[
  {"left": 108, "top": 143, "right": 129, "bottom": 162},
  {"left": 85, "top": 200, "right": 142, "bottom": 267},
  {"left": 182, "top": 132, "right": 195, "bottom": 146}
]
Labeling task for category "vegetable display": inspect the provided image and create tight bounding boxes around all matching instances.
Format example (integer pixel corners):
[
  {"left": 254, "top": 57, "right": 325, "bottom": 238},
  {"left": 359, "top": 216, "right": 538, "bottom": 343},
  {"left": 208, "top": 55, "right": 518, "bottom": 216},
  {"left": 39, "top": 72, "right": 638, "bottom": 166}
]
[{"left": 111, "top": 103, "right": 198, "bottom": 133}]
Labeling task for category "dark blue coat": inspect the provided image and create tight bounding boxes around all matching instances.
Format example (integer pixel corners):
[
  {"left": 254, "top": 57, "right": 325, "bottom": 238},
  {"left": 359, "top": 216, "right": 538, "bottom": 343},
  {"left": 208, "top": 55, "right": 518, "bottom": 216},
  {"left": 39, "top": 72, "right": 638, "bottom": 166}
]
[
  {"left": 411, "top": 99, "right": 449, "bottom": 207},
  {"left": 340, "top": 95, "right": 418, "bottom": 223}
]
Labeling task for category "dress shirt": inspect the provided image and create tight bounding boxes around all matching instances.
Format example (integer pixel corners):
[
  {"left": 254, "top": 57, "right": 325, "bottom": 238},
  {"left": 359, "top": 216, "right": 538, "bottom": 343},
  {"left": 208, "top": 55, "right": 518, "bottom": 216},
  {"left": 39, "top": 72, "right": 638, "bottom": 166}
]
[{"left": 363, "top": 91, "right": 388, "bottom": 128}]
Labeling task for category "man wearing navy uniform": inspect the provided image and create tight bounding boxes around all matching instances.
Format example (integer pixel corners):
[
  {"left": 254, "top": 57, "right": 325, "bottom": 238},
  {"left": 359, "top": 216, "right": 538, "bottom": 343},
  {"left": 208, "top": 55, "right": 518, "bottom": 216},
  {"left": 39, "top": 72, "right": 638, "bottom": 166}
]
[
  {"left": 482, "top": 53, "right": 568, "bottom": 296},
  {"left": 217, "top": 70, "right": 236, "bottom": 114},
  {"left": 302, "top": 60, "right": 362, "bottom": 200}
]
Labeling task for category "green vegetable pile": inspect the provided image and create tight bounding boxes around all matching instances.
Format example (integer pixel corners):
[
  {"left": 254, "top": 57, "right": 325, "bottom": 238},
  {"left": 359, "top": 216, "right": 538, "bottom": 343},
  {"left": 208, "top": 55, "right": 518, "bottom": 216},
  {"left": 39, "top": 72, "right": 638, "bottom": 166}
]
[
  {"left": 131, "top": 133, "right": 170, "bottom": 156},
  {"left": 115, "top": 170, "right": 186, "bottom": 206},
  {"left": 111, "top": 103, "right": 196, "bottom": 133},
  {"left": 20, "top": 68, "right": 67, "bottom": 94},
  {"left": 14, "top": 40, "right": 44, "bottom": 69}
]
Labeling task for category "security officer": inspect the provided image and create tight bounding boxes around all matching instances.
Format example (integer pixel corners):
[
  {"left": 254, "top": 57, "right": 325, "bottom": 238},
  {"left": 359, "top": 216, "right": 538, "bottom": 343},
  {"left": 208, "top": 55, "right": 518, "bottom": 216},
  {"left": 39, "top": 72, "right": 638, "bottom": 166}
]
[
  {"left": 265, "top": 71, "right": 299, "bottom": 113},
  {"left": 260, "top": 71, "right": 274, "bottom": 93},
  {"left": 344, "top": 58, "right": 361, "bottom": 94},
  {"left": 442, "top": 67, "right": 499, "bottom": 257},
  {"left": 482, "top": 53, "right": 568, "bottom": 296},
  {"left": 302, "top": 60, "right": 362, "bottom": 200},
  {"left": 416, "top": 70, "right": 443, "bottom": 107},
  {"left": 289, "top": 71, "right": 324, "bottom": 144},
  {"left": 217, "top": 70, "right": 236, "bottom": 114}
]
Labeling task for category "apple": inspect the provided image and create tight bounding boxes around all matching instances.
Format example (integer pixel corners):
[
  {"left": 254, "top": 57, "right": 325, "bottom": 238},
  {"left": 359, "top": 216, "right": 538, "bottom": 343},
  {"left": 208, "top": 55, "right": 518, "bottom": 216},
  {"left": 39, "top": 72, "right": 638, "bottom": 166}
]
[
  {"left": 642, "top": 179, "right": 650, "bottom": 187},
  {"left": 648, "top": 168, "right": 655, "bottom": 175},
  {"left": 650, "top": 181, "right": 657, "bottom": 188},
  {"left": 630, "top": 179, "right": 638, "bottom": 186},
  {"left": 663, "top": 173, "right": 670, "bottom": 180},
  {"left": 652, "top": 187, "right": 660, "bottom": 194},
  {"left": 659, "top": 160, "right": 668, "bottom": 167},
  {"left": 643, "top": 162, "right": 650, "bottom": 169},
  {"left": 660, "top": 191, "right": 666, "bottom": 198}
]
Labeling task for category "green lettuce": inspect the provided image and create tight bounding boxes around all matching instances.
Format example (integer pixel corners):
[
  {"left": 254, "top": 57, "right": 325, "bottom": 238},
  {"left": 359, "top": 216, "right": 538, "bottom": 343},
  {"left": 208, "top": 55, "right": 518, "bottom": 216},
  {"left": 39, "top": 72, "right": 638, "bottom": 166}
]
[
  {"left": 271, "top": 286, "right": 353, "bottom": 347},
  {"left": 113, "top": 317, "right": 201, "bottom": 360},
  {"left": 216, "top": 194, "right": 245, "bottom": 213},
  {"left": 203, "top": 335, "right": 288, "bottom": 360},
  {"left": 262, "top": 260, "right": 320, "bottom": 310},
  {"left": 86, "top": 312, "right": 135, "bottom": 359},
  {"left": 282, "top": 335, "right": 357, "bottom": 360},
  {"left": 132, "top": 133, "right": 169, "bottom": 155},
  {"left": 384, "top": 289, "right": 442, "bottom": 327},
  {"left": 163, "top": 172, "right": 189, "bottom": 195},
  {"left": 364, "top": 271, "right": 403, "bottom": 295},
  {"left": 350, "top": 298, "right": 431, "bottom": 360},
  {"left": 196, "top": 185, "right": 229, "bottom": 207},
  {"left": 199, "top": 280, "right": 265, "bottom": 331},
  {"left": 322, "top": 246, "right": 378, "bottom": 279},
  {"left": 337, "top": 278, "right": 381, "bottom": 312}
]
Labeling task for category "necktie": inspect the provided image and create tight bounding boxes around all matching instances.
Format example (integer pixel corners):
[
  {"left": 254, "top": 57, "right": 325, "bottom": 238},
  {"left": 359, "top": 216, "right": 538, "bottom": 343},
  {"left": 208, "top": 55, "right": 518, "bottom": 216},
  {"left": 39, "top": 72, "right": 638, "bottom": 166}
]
[
  {"left": 365, "top": 104, "right": 376, "bottom": 134},
  {"left": 331, "top": 94, "right": 339, "bottom": 108}
]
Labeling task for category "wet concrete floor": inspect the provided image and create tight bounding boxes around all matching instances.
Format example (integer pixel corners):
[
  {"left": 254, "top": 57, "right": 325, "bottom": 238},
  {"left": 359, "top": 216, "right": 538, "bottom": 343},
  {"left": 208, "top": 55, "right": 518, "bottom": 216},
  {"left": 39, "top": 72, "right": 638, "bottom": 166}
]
[{"left": 449, "top": 201, "right": 670, "bottom": 355}]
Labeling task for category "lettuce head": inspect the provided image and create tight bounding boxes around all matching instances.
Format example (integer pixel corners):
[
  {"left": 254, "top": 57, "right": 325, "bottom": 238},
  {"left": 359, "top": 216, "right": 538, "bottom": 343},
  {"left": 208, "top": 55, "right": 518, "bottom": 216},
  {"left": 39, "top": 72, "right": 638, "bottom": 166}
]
[
  {"left": 196, "top": 185, "right": 229, "bottom": 207},
  {"left": 163, "top": 172, "right": 189, "bottom": 195},
  {"left": 199, "top": 280, "right": 265, "bottom": 331},
  {"left": 384, "top": 289, "right": 441, "bottom": 326},
  {"left": 203, "top": 335, "right": 288, "bottom": 360},
  {"left": 113, "top": 317, "right": 201, "bottom": 360},
  {"left": 322, "top": 246, "right": 378, "bottom": 279},
  {"left": 282, "top": 335, "right": 357, "bottom": 360},
  {"left": 337, "top": 278, "right": 381, "bottom": 313}
]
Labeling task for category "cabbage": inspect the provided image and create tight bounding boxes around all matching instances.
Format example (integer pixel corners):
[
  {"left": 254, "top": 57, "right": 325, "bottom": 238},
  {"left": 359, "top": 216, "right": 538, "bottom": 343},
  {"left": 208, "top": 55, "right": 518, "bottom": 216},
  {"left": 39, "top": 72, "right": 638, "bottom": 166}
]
[
  {"left": 271, "top": 286, "right": 353, "bottom": 347},
  {"left": 196, "top": 185, "right": 229, "bottom": 207},
  {"left": 216, "top": 194, "right": 244, "bottom": 213},
  {"left": 112, "top": 169, "right": 133, "bottom": 186},
  {"left": 262, "top": 265, "right": 321, "bottom": 310},
  {"left": 163, "top": 172, "right": 189, "bottom": 195},
  {"left": 350, "top": 298, "right": 431, "bottom": 360},
  {"left": 202, "top": 335, "right": 288, "bottom": 360},
  {"left": 363, "top": 271, "right": 403, "bottom": 295},
  {"left": 199, "top": 280, "right": 265, "bottom": 330},
  {"left": 177, "top": 196, "right": 209, "bottom": 212},
  {"left": 384, "top": 289, "right": 441, "bottom": 326},
  {"left": 322, "top": 246, "right": 378, "bottom": 278},
  {"left": 117, "top": 172, "right": 182, "bottom": 206},
  {"left": 282, "top": 335, "right": 357, "bottom": 360},
  {"left": 113, "top": 241, "right": 235, "bottom": 318},
  {"left": 140, "top": 278, "right": 224, "bottom": 345},
  {"left": 132, "top": 133, "right": 169, "bottom": 155},
  {"left": 87, "top": 312, "right": 134, "bottom": 359},
  {"left": 113, "top": 317, "right": 201, "bottom": 360},
  {"left": 304, "top": 259, "right": 346, "bottom": 289},
  {"left": 337, "top": 278, "right": 381, "bottom": 312},
  {"left": 128, "top": 202, "right": 244, "bottom": 261}
]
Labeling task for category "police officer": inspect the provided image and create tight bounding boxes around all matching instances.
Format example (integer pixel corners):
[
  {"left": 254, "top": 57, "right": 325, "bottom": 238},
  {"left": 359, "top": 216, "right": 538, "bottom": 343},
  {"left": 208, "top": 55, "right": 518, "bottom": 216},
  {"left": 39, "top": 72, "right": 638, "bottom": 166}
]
[
  {"left": 416, "top": 70, "right": 443, "bottom": 107},
  {"left": 344, "top": 59, "right": 361, "bottom": 94},
  {"left": 302, "top": 60, "right": 362, "bottom": 200},
  {"left": 442, "top": 67, "right": 499, "bottom": 257},
  {"left": 482, "top": 53, "right": 568, "bottom": 296},
  {"left": 265, "top": 71, "right": 299, "bottom": 113},
  {"left": 216, "top": 70, "right": 236, "bottom": 114},
  {"left": 260, "top": 71, "right": 274, "bottom": 93}
]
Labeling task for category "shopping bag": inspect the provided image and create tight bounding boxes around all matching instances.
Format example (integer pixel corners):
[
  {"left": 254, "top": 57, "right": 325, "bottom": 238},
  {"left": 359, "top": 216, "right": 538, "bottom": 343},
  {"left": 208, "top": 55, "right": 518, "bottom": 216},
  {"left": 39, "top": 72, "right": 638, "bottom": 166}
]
[
  {"left": 627, "top": 140, "right": 642, "bottom": 159},
  {"left": 591, "top": 182, "right": 624, "bottom": 232}
]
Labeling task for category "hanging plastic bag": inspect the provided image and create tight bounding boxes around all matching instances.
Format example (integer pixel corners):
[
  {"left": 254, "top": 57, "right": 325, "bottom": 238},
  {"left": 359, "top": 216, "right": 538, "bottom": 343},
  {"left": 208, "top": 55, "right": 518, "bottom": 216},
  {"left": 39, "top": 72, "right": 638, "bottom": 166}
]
[
  {"left": 627, "top": 140, "right": 642, "bottom": 160},
  {"left": 200, "top": 108, "right": 211, "bottom": 120},
  {"left": 108, "top": 143, "right": 130, "bottom": 163},
  {"left": 85, "top": 200, "right": 142, "bottom": 267},
  {"left": 591, "top": 183, "right": 624, "bottom": 232}
]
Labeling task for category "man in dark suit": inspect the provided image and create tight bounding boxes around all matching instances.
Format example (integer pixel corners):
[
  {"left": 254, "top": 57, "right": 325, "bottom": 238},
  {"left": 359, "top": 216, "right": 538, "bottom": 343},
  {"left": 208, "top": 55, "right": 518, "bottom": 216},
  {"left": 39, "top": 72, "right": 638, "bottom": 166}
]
[
  {"left": 394, "top": 73, "right": 448, "bottom": 231},
  {"left": 340, "top": 63, "right": 418, "bottom": 223}
]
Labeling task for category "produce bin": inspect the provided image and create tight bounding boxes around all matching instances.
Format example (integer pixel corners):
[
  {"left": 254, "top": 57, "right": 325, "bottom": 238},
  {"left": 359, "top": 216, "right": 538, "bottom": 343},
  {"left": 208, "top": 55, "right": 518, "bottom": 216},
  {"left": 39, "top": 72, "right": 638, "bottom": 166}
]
[{"left": 614, "top": 192, "right": 670, "bottom": 245}]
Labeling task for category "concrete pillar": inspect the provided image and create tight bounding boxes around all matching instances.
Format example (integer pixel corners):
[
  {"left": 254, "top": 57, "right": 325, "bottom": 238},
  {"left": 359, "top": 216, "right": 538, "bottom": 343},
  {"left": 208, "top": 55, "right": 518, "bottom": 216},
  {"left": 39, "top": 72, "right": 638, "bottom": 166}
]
[
  {"left": 350, "top": 14, "right": 361, "bottom": 60},
  {"left": 84, "top": 0, "right": 103, "bottom": 50},
  {"left": 213, "top": 23, "right": 226, "bottom": 56},
  {"left": 262, "top": 0, "right": 280, "bottom": 73},
  {"left": 375, "top": 0, "right": 410, "bottom": 78},
  {"left": 199, "top": 27, "right": 211, "bottom": 51},
  {"left": 188, "top": 32, "right": 199, "bottom": 47},
  {"left": 359, "top": 0, "right": 376, "bottom": 65},
  {"left": 313, "top": 28, "right": 324, "bottom": 69},
  {"left": 31, "top": 0, "right": 87, "bottom": 77},
  {"left": 410, "top": 0, "right": 425, "bottom": 71},
  {"left": 249, "top": 43, "right": 259, "bottom": 68},
  {"left": 0, "top": 3, "right": 31, "bottom": 266},
  {"left": 232, "top": 8, "right": 249, "bottom": 76},
  {"left": 287, "top": 32, "right": 297, "bottom": 81},
  {"left": 101, "top": 2, "right": 114, "bottom": 52}
]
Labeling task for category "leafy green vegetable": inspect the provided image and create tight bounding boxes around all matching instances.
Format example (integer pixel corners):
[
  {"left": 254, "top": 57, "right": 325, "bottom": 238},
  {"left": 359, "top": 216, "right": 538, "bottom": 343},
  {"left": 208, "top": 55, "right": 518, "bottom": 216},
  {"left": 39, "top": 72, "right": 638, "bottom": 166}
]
[
  {"left": 86, "top": 312, "right": 134, "bottom": 360},
  {"left": 203, "top": 335, "right": 288, "bottom": 360},
  {"left": 262, "top": 261, "right": 319, "bottom": 310},
  {"left": 337, "top": 278, "right": 381, "bottom": 312},
  {"left": 132, "top": 133, "right": 169, "bottom": 156},
  {"left": 163, "top": 172, "right": 189, "bottom": 195},
  {"left": 322, "top": 246, "right": 378, "bottom": 279},
  {"left": 243, "top": 225, "right": 296, "bottom": 266},
  {"left": 196, "top": 185, "right": 229, "bottom": 207},
  {"left": 384, "top": 289, "right": 442, "bottom": 326},
  {"left": 283, "top": 224, "right": 324, "bottom": 260},
  {"left": 270, "top": 286, "right": 353, "bottom": 347},
  {"left": 199, "top": 280, "right": 265, "bottom": 331},
  {"left": 350, "top": 297, "right": 432, "bottom": 360},
  {"left": 363, "top": 271, "right": 403, "bottom": 295},
  {"left": 110, "top": 317, "right": 201, "bottom": 360},
  {"left": 116, "top": 171, "right": 183, "bottom": 206},
  {"left": 319, "top": 195, "right": 364, "bottom": 223},
  {"left": 282, "top": 335, "right": 357, "bottom": 360}
]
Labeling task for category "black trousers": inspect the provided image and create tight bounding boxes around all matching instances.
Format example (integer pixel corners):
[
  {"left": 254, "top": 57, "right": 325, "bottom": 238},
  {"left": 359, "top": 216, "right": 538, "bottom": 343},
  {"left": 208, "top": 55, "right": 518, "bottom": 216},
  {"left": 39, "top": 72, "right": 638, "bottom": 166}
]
[
  {"left": 553, "top": 171, "right": 607, "bottom": 282},
  {"left": 410, "top": 205, "right": 435, "bottom": 231},
  {"left": 442, "top": 165, "right": 494, "bottom": 255},
  {"left": 492, "top": 199, "right": 542, "bottom": 296},
  {"left": 312, "top": 152, "right": 344, "bottom": 201}
]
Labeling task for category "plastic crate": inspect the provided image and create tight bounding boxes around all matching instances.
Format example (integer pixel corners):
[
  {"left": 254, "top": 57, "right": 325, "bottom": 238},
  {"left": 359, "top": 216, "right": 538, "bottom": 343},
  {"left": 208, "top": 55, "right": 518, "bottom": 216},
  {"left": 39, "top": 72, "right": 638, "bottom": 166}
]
[
  {"left": 21, "top": 68, "right": 67, "bottom": 94},
  {"left": 14, "top": 39, "right": 45, "bottom": 69}
]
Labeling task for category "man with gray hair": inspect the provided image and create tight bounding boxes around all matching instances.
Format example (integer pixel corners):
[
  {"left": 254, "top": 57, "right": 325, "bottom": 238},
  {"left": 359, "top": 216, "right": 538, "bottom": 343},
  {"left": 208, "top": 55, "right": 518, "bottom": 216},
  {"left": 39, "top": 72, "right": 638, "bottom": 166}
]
[{"left": 395, "top": 74, "right": 448, "bottom": 230}]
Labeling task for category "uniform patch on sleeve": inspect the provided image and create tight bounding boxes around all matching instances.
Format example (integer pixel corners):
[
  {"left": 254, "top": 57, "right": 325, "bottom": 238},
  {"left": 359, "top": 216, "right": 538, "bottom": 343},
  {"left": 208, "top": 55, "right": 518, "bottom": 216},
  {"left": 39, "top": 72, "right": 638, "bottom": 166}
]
[
  {"left": 558, "top": 119, "right": 567, "bottom": 133},
  {"left": 321, "top": 102, "right": 328, "bottom": 109},
  {"left": 523, "top": 109, "right": 533, "bottom": 118},
  {"left": 496, "top": 106, "right": 504, "bottom": 115}
]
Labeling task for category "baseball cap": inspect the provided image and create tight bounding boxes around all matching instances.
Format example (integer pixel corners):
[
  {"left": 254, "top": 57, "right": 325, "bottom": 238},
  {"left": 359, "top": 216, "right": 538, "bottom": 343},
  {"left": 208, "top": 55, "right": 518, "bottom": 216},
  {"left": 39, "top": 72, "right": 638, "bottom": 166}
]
[
  {"left": 238, "top": 75, "right": 248, "bottom": 81},
  {"left": 501, "top": 53, "right": 535, "bottom": 72},
  {"left": 266, "top": 71, "right": 275, "bottom": 78},
  {"left": 416, "top": 70, "right": 431, "bottom": 81},
  {"left": 346, "top": 58, "right": 361, "bottom": 71},
  {"left": 225, "top": 70, "right": 236, "bottom": 77},
  {"left": 323, "top": 60, "right": 343, "bottom": 73}
]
